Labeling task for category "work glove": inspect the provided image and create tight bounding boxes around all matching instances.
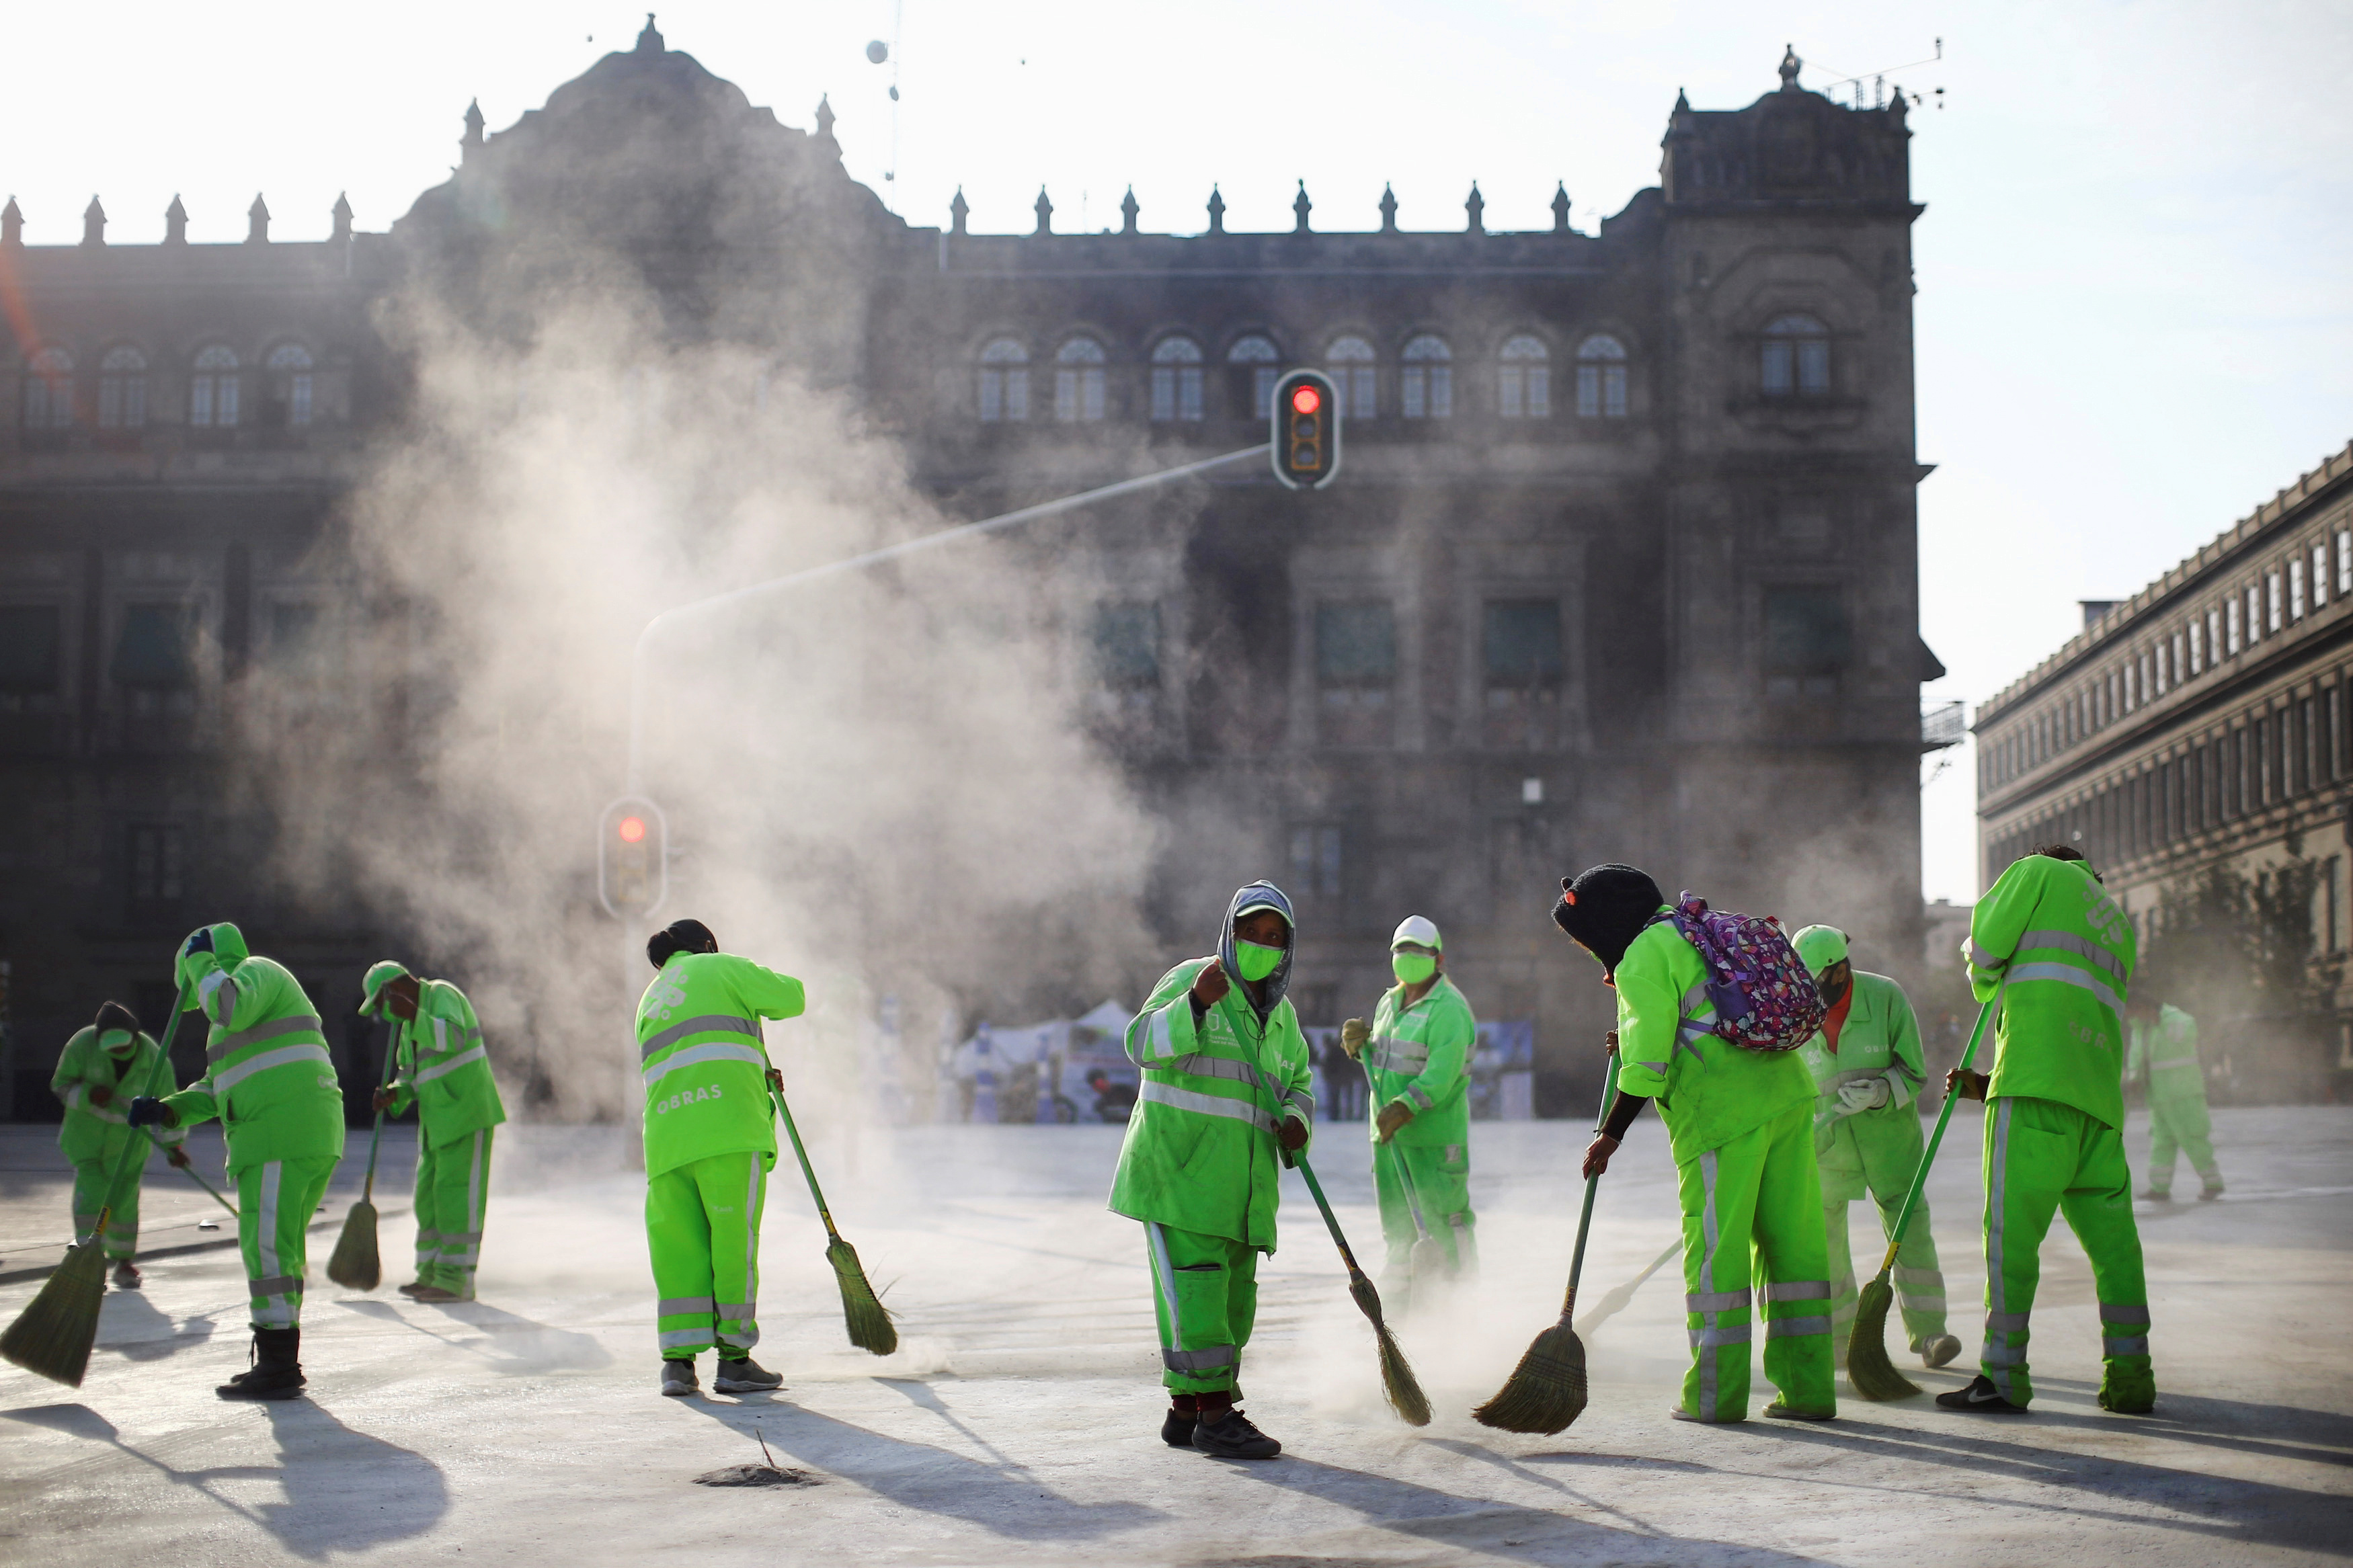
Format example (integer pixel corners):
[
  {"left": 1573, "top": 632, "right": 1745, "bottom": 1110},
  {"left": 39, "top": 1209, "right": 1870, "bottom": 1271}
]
[
  {"left": 1340, "top": 1019, "right": 1369, "bottom": 1060},
  {"left": 1375, "top": 1100, "right": 1414, "bottom": 1143},
  {"left": 1277, "top": 1116, "right": 1309, "bottom": 1152},
  {"left": 1946, "top": 1068, "right": 1989, "bottom": 1102},
  {"left": 1836, "top": 1078, "right": 1890, "bottom": 1116},
  {"left": 177, "top": 927, "right": 221, "bottom": 993},
  {"left": 126, "top": 1096, "right": 173, "bottom": 1129},
  {"left": 166, "top": 1146, "right": 190, "bottom": 1169}
]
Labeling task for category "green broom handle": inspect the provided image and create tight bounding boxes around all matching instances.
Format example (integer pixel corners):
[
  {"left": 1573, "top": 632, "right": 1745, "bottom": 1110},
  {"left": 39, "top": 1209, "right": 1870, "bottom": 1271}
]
[
  {"left": 91, "top": 981, "right": 196, "bottom": 1241},
  {"left": 1562, "top": 1069, "right": 1623, "bottom": 1313},
  {"left": 1290, "top": 1156, "right": 1365, "bottom": 1275},
  {"left": 759, "top": 1025, "right": 844, "bottom": 1244},
  {"left": 1870, "top": 995, "right": 1995, "bottom": 1276},
  {"left": 358, "top": 1014, "right": 405, "bottom": 1203},
  {"left": 137, "top": 1128, "right": 238, "bottom": 1221}
]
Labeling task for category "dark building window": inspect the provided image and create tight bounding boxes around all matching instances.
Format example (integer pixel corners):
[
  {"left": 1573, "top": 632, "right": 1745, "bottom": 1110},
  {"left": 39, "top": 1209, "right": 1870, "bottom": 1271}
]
[
  {"left": 1483, "top": 598, "right": 1564, "bottom": 749},
  {"left": 1228, "top": 335, "right": 1280, "bottom": 419},
  {"left": 22, "top": 348, "right": 74, "bottom": 429},
  {"left": 266, "top": 343, "right": 315, "bottom": 427},
  {"left": 1316, "top": 600, "right": 1396, "bottom": 748},
  {"left": 1054, "top": 337, "right": 1107, "bottom": 423},
  {"left": 1497, "top": 335, "right": 1550, "bottom": 419},
  {"left": 977, "top": 339, "right": 1028, "bottom": 422},
  {"left": 190, "top": 345, "right": 240, "bottom": 427},
  {"left": 1092, "top": 602, "right": 1160, "bottom": 689},
  {"left": 126, "top": 823, "right": 186, "bottom": 921},
  {"left": 1289, "top": 825, "right": 1343, "bottom": 899},
  {"left": 1149, "top": 337, "right": 1203, "bottom": 423},
  {"left": 1763, "top": 587, "right": 1849, "bottom": 698},
  {"left": 1326, "top": 336, "right": 1377, "bottom": 420},
  {"left": 1761, "top": 314, "right": 1830, "bottom": 397},
  {"left": 112, "top": 604, "right": 196, "bottom": 690},
  {"left": 98, "top": 347, "right": 148, "bottom": 429},
  {"left": 1400, "top": 335, "right": 1452, "bottom": 419},
  {"left": 0, "top": 604, "right": 63, "bottom": 704},
  {"left": 1575, "top": 335, "right": 1628, "bottom": 417}
]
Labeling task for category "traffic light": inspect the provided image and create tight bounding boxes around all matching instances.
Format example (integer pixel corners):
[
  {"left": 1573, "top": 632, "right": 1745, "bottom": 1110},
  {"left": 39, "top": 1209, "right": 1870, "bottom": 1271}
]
[
  {"left": 598, "top": 796, "right": 668, "bottom": 919},
  {"left": 1271, "top": 369, "right": 1341, "bottom": 491}
]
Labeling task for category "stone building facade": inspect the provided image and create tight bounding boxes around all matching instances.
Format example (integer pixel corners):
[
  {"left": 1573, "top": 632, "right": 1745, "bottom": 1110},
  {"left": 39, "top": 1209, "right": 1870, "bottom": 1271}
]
[{"left": 0, "top": 23, "right": 1935, "bottom": 1116}]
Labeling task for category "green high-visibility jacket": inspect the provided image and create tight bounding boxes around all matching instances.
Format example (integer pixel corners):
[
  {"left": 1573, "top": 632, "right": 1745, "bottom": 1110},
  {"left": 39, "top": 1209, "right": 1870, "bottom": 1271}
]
[
  {"left": 53, "top": 1028, "right": 184, "bottom": 1166},
  {"left": 1107, "top": 957, "right": 1315, "bottom": 1253},
  {"left": 1965, "top": 854, "right": 2136, "bottom": 1130},
  {"left": 635, "top": 951, "right": 805, "bottom": 1182},
  {"left": 1365, "top": 975, "right": 1476, "bottom": 1149},
  {"left": 2126, "top": 1003, "right": 2204, "bottom": 1106},
  {"left": 1612, "top": 916, "right": 1815, "bottom": 1166},
  {"left": 386, "top": 979, "right": 507, "bottom": 1145},
  {"left": 162, "top": 953, "right": 347, "bottom": 1170},
  {"left": 1795, "top": 971, "right": 1927, "bottom": 1111}
]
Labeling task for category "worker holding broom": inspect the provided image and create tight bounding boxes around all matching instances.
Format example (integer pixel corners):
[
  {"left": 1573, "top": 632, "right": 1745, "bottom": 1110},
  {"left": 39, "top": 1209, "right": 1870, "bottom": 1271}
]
[
  {"left": 1111, "top": 880, "right": 1316, "bottom": 1460},
  {"left": 636, "top": 917, "right": 803, "bottom": 1399},
  {"left": 1943, "top": 845, "right": 2153, "bottom": 1415},
  {"left": 1789, "top": 926, "right": 1960, "bottom": 1371},
  {"left": 52, "top": 1001, "right": 189, "bottom": 1291},
  {"left": 1339, "top": 915, "right": 1478, "bottom": 1308},
  {"left": 361, "top": 962, "right": 506, "bottom": 1302},
  {"left": 1556, "top": 865, "right": 1837, "bottom": 1425},
  {"left": 128, "top": 923, "right": 345, "bottom": 1401}
]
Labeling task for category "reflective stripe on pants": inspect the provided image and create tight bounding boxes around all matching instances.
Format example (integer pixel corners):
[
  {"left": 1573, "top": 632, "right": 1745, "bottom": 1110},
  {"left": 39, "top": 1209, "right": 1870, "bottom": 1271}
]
[
  {"left": 1818, "top": 1105, "right": 1948, "bottom": 1350},
  {"left": 237, "top": 1155, "right": 337, "bottom": 1331},
  {"left": 415, "top": 1124, "right": 495, "bottom": 1297},
  {"left": 1145, "top": 1222, "right": 1257, "bottom": 1394},
  {"left": 71, "top": 1153, "right": 144, "bottom": 1262},
  {"left": 646, "top": 1150, "right": 767, "bottom": 1358},
  {"left": 1677, "top": 1100, "right": 1835, "bottom": 1421}
]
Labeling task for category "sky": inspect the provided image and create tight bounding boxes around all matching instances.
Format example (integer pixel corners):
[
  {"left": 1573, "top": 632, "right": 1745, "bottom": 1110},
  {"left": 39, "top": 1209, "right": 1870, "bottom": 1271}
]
[{"left": 5, "top": 0, "right": 2348, "bottom": 904}]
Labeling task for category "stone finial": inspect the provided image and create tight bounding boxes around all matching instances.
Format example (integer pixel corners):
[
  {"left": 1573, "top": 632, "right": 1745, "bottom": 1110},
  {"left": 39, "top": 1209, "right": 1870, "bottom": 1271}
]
[
  {"left": 1119, "top": 186, "right": 1139, "bottom": 236},
  {"left": 1550, "top": 183, "right": 1570, "bottom": 233},
  {"left": 1779, "top": 44, "right": 1802, "bottom": 91},
  {"left": 463, "top": 99, "right": 485, "bottom": 161},
  {"left": 1378, "top": 183, "right": 1398, "bottom": 234},
  {"left": 165, "top": 196, "right": 188, "bottom": 246},
  {"left": 1, "top": 197, "right": 19, "bottom": 249},
  {"left": 949, "top": 187, "right": 969, "bottom": 237},
  {"left": 1206, "top": 185, "right": 1226, "bottom": 236},
  {"left": 637, "top": 13, "right": 665, "bottom": 54},
  {"left": 247, "top": 194, "right": 270, "bottom": 245},
  {"left": 1674, "top": 86, "right": 1692, "bottom": 114},
  {"left": 815, "top": 93, "right": 836, "bottom": 144},
  {"left": 1033, "top": 186, "right": 1053, "bottom": 236},
  {"left": 81, "top": 196, "right": 106, "bottom": 248},
  {"left": 1464, "top": 182, "right": 1484, "bottom": 235},
  {"left": 331, "top": 192, "right": 354, "bottom": 243},
  {"left": 1292, "top": 180, "right": 1312, "bottom": 235}
]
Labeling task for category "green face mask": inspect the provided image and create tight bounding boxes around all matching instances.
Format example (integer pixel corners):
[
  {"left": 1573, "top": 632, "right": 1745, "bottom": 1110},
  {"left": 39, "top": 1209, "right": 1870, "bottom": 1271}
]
[
  {"left": 1392, "top": 952, "right": 1437, "bottom": 986},
  {"left": 1234, "top": 940, "right": 1285, "bottom": 983}
]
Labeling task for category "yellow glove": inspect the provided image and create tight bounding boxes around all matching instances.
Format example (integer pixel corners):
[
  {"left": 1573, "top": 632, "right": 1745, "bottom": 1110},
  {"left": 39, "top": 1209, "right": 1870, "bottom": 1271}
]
[
  {"left": 1375, "top": 1100, "right": 1414, "bottom": 1143},
  {"left": 1340, "top": 1019, "right": 1370, "bottom": 1060}
]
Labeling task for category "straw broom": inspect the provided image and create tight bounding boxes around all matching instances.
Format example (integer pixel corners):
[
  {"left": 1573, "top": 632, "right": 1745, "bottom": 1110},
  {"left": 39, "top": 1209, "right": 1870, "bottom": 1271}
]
[
  {"left": 766, "top": 1057, "right": 895, "bottom": 1356},
  {"left": 3, "top": 984, "right": 192, "bottom": 1387},
  {"left": 327, "top": 1026, "right": 406, "bottom": 1291},
  {"left": 1474, "top": 1071, "right": 1622, "bottom": 1434},
  {"left": 1845, "top": 997, "right": 1995, "bottom": 1402}
]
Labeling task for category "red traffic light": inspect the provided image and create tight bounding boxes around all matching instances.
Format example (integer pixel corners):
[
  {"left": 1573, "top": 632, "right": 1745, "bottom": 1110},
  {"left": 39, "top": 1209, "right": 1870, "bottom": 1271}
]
[
  {"left": 617, "top": 815, "right": 646, "bottom": 843},
  {"left": 1291, "top": 384, "right": 1322, "bottom": 415}
]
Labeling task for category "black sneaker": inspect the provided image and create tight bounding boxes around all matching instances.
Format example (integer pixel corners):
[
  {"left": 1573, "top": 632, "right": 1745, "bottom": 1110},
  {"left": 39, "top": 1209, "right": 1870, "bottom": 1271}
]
[
  {"left": 1935, "top": 1374, "right": 2026, "bottom": 1413},
  {"left": 1193, "top": 1407, "right": 1281, "bottom": 1459},
  {"left": 660, "top": 1358, "right": 699, "bottom": 1397},
  {"left": 1160, "top": 1405, "right": 1198, "bottom": 1448},
  {"left": 712, "top": 1357, "right": 783, "bottom": 1394}
]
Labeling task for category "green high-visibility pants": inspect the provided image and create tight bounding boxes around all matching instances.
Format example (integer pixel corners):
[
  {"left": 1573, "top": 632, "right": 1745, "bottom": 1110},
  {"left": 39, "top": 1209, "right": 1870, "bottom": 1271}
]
[
  {"left": 1819, "top": 1108, "right": 1947, "bottom": 1353},
  {"left": 1373, "top": 1139, "right": 1476, "bottom": 1291},
  {"left": 2145, "top": 1094, "right": 2220, "bottom": 1194},
  {"left": 1146, "top": 1223, "right": 1257, "bottom": 1395},
  {"left": 71, "top": 1155, "right": 143, "bottom": 1262},
  {"left": 237, "top": 1157, "right": 337, "bottom": 1331},
  {"left": 1981, "top": 1096, "right": 2153, "bottom": 1409},
  {"left": 414, "top": 1126, "right": 493, "bottom": 1298},
  {"left": 647, "top": 1151, "right": 766, "bottom": 1359},
  {"left": 1677, "top": 1100, "right": 1835, "bottom": 1422}
]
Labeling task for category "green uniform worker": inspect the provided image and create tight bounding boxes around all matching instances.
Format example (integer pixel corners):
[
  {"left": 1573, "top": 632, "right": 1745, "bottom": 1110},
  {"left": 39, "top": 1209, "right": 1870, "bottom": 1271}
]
[
  {"left": 2125, "top": 999, "right": 2221, "bottom": 1200},
  {"left": 53, "top": 1000, "right": 189, "bottom": 1290},
  {"left": 1790, "top": 925, "right": 1959, "bottom": 1370},
  {"left": 130, "top": 923, "right": 346, "bottom": 1401},
  {"left": 361, "top": 962, "right": 508, "bottom": 1301},
  {"left": 1944, "top": 846, "right": 2153, "bottom": 1415},
  {"left": 1110, "top": 880, "right": 1314, "bottom": 1461},
  {"left": 635, "top": 917, "right": 804, "bottom": 1399},
  {"left": 1339, "top": 914, "right": 1476, "bottom": 1303},
  {"left": 1558, "top": 865, "right": 1835, "bottom": 1425}
]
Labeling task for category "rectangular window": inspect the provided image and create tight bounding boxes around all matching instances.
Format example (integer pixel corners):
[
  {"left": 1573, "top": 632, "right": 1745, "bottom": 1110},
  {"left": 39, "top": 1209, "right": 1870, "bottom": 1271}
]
[
  {"left": 2141, "top": 652, "right": 2153, "bottom": 706},
  {"left": 2302, "top": 696, "right": 2318, "bottom": 794},
  {"left": 2341, "top": 530, "right": 2353, "bottom": 597},
  {"left": 0, "top": 604, "right": 63, "bottom": 698},
  {"left": 111, "top": 604, "right": 196, "bottom": 690},
  {"left": 2315, "top": 543, "right": 2331, "bottom": 609},
  {"left": 1287, "top": 825, "right": 1343, "bottom": 899},
  {"left": 1315, "top": 600, "right": 1396, "bottom": 748},
  {"left": 1482, "top": 599, "right": 1564, "bottom": 749},
  {"left": 2266, "top": 577, "right": 2281, "bottom": 636},
  {"left": 2193, "top": 742, "right": 2210, "bottom": 829},
  {"left": 126, "top": 823, "right": 185, "bottom": 914},
  {"left": 2327, "top": 856, "right": 2342, "bottom": 954},
  {"left": 1092, "top": 602, "right": 1160, "bottom": 690},
  {"left": 2292, "top": 558, "right": 2307, "bottom": 620},
  {"left": 2124, "top": 661, "right": 2137, "bottom": 713},
  {"left": 2189, "top": 619, "right": 2204, "bottom": 675},
  {"left": 1253, "top": 368, "right": 1278, "bottom": 421},
  {"left": 2334, "top": 684, "right": 2346, "bottom": 780},
  {"left": 1762, "top": 587, "right": 1849, "bottom": 700},
  {"left": 2227, "top": 597, "right": 2243, "bottom": 655},
  {"left": 2257, "top": 716, "right": 2273, "bottom": 805}
]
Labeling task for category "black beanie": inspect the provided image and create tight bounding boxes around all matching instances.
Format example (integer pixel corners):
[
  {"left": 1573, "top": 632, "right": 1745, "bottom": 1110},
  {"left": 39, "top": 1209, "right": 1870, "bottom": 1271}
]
[
  {"left": 1552, "top": 864, "right": 1667, "bottom": 978},
  {"left": 93, "top": 1001, "right": 141, "bottom": 1038},
  {"left": 646, "top": 918, "right": 719, "bottom": 971}
]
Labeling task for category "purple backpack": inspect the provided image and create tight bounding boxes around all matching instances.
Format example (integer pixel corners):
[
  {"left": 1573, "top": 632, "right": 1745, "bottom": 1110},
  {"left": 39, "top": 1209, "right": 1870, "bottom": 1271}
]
[{"left": 1654, "top": 893, "right": 1826, "bottom": 1053}]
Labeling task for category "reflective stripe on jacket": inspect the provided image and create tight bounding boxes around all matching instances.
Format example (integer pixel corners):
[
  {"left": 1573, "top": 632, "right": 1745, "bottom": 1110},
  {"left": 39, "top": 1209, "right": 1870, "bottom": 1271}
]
[
  {"left": 53, "top": 1028, "right": 183, "bottom": 1165},
  {"left": 1612, "top": 917, "right": 1815, "bottom": 1166},
  {"left": 161, "top": 954, "right": 346, "bottom": 1169},
  {"left": 387, "top": 979, "right": 508, "bottom": 1144},
  {"left": 1966, "top": 854, "right": 2136, "bottom": 1130},
  {"left": 1365, "top": 975, "right": 1476, "bottom": 1148},
  {"left": 635, "top": 952, "right": 806, "bottom": 1180}
]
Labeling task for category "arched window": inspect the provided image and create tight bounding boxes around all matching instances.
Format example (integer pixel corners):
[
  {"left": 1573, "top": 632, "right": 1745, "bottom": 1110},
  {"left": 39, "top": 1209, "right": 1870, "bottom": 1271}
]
[
  {"left": 1761, "top": 314, "right": 1829, "bottom": 397},
  {"left": 1150, "top": 336, "right": 1203, "bottom": 423},
  {"left": 1400, "top": 335, "right": 1451, "bottom": 419},
  {"left": 1228, "top": 334, "right": 1281, "bottom": 419},
  {"left": 22, "top": 349, "right": 74, "bottom": 430},
  {"left": 1055, "top": 337, "right": 1106, "bottom": 423},
  {"left": 1574, "top": 335, "right": 1628, "bottom": 418},
  {"left": 978, "top": 339, "right": 1028, "bottom": 423},
  {"left": 190, "top": 345, "right": 240, "bottom": 428},
  {"left": 1326, "top": 335, "right": 1376, "bottom": 420},
  {"left": 1497, "top": 335, "right": 1550, "bottom": 419},
  {"left": 266, "top": 343, "right": 315, "bottom": 427},
  {"left": 98, "top": 347, "right": 149, "bottom": 431}
]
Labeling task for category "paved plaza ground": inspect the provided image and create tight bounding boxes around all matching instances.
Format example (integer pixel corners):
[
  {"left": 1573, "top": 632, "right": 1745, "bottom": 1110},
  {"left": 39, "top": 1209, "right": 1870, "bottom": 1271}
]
[{"left": 1, "top": 1105, "right": 2347, "bottom": 1565}]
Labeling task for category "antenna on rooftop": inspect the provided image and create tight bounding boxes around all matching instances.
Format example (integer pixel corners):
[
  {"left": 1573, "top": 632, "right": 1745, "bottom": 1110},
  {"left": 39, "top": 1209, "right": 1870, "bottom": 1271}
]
[{"left": 1805, "top": 37, "right": 1947, "bottom": 112}]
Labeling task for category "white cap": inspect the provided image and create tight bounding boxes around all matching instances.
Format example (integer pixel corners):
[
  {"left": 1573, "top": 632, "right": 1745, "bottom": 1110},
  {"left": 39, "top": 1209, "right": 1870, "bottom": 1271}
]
[{"left": 1390, "top": 915, "right": 1442, "bottom": 952}]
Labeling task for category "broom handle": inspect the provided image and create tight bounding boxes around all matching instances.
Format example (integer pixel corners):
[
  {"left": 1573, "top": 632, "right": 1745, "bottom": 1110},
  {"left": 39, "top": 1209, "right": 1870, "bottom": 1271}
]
[
  {"left": 1560, "top": 1069, "right": 1622, "bottom": 1315},
  {"left": 90, "top": 982, "right": 196, "bottom": 1243},
  {"left": 760, "top": 1027, "right": 846, "bottom": 1245},
  {"left": 1291, "top": 1155, "right": 1367, "bottom": 1276},
  {"left": 1870, "top": 996, "right": 1995, "bottom": 1277},
  {"left": 138, "top": 1128, "right": 239, "bottom": 1220},
  {"left": 1359, "top": 1054, "right": 1431, "bottom": 1239},
  {"left": 360, "top": 1014, "right": 405, "bottom": 1202}
]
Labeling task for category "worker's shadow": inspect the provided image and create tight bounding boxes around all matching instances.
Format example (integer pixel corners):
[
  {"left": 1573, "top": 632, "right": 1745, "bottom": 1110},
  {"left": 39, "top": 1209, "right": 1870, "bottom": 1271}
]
[
  {"left": 94, "top": 1286, "right": 216, "bottom": 1362},
  {"left": 333, "top": 1296, "right": 610, "bottom": 1373},
  {"left": 1, "top": 1401, "right": 446, "bottom": 1560},
  {"left": 683, "top": 1384, "right": 1162, "bottom": 1542}
]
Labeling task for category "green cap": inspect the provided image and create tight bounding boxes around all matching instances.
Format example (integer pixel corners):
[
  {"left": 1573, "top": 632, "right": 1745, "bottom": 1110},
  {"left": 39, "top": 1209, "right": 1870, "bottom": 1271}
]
[
  {"left": 1791, "top": 924, "right": 1849, "bottom": 979},
  {"left": 360, "top": 960, "right": 411, "bottom": 1017}
]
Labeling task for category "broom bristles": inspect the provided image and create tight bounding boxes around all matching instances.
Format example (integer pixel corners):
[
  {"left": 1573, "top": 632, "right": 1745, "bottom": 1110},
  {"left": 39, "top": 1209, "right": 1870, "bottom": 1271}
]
[
  {"left": 1, "top": 1241, "right": 109, "bottom": 1388},
  {"left": 325, "top": 1200, "right": 381, "bottom": 1292},
  {"left": 1472, "top": 1317, "right": 1588, "bottom": 1434},
  {"left": 1843, "top": 1273, "right": 1923, "bottom": 1401},
  {"left": 1347, "top": 1270, "right": 1430, "bottom": 1426},
  {"left": 826, "top": 1239, "right": 897, "bottom": 1357}
]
